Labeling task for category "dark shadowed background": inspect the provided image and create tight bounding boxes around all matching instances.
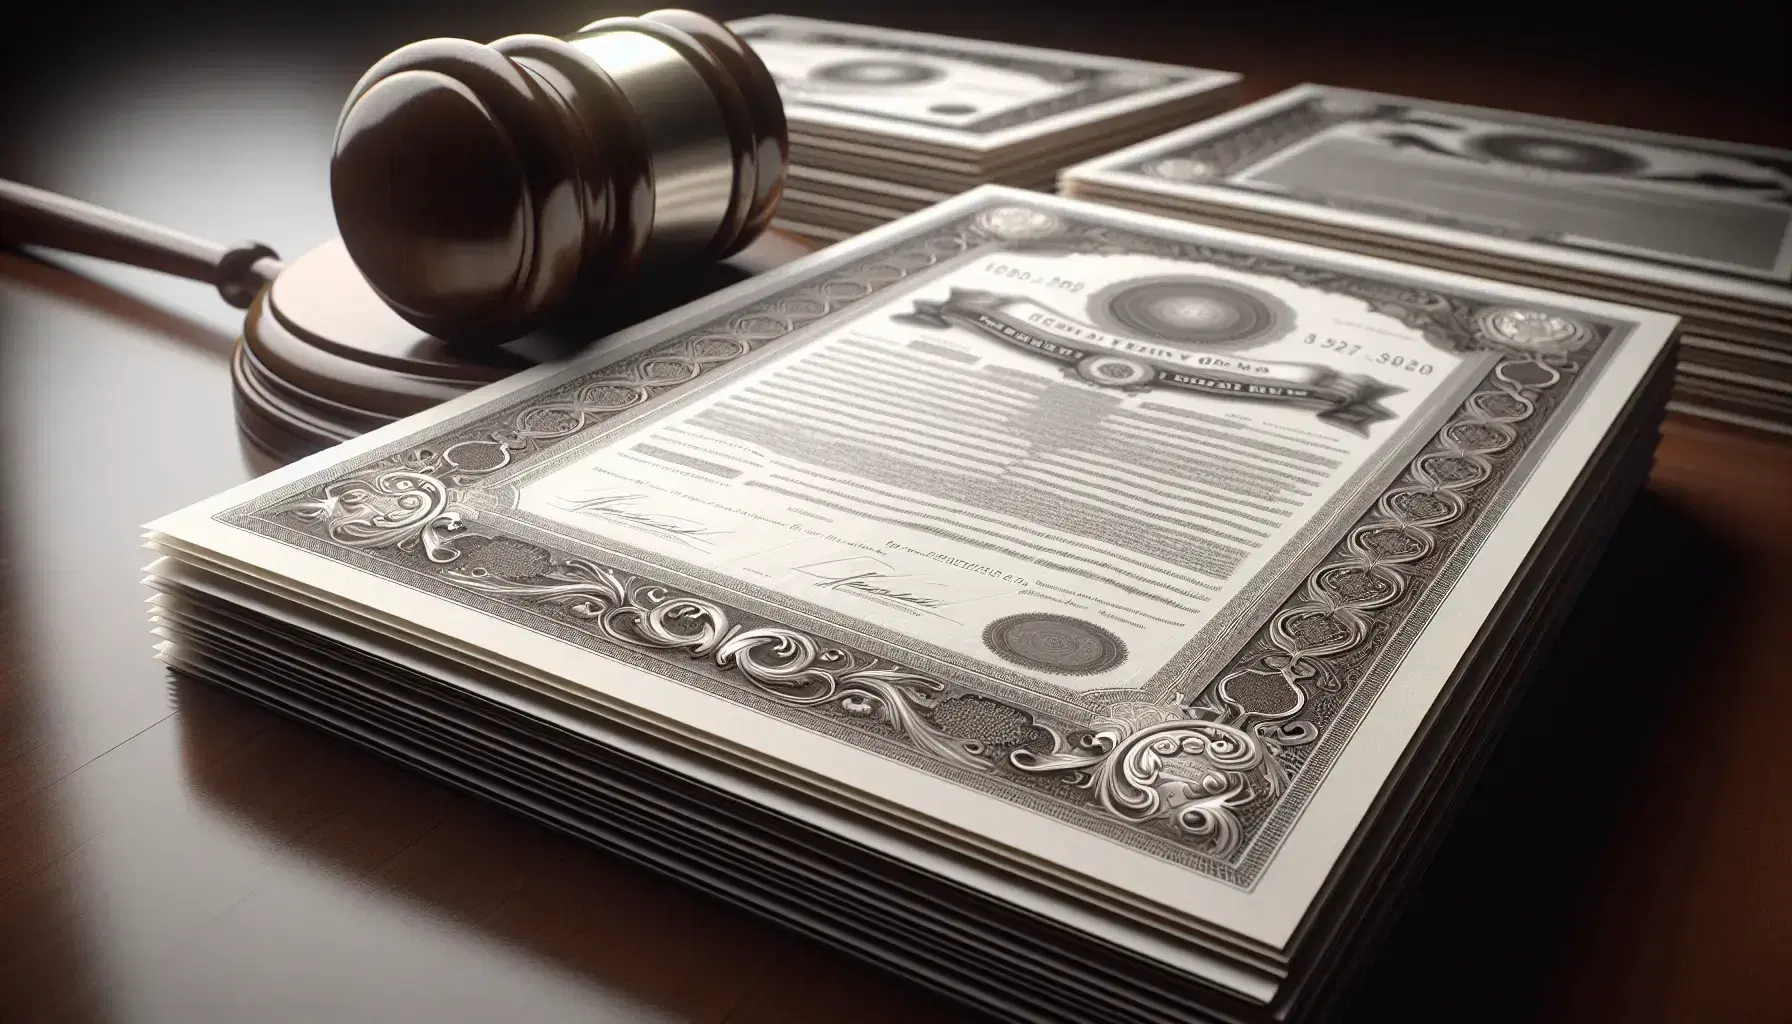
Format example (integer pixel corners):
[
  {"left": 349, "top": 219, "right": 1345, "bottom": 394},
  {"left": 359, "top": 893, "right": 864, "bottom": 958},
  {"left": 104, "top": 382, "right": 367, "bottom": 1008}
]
[{"left": 2, "top": 2, "right": 1788, "bottom": 1022}]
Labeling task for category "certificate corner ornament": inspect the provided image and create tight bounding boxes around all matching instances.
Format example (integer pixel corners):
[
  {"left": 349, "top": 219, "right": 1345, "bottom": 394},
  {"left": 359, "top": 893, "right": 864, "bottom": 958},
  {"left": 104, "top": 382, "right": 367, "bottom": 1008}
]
[
  {"left": 974, "top": 206, "right": 1068, "bottom": 241},
  {"left": 1009, "top": 711, "right": 1287, "bottom": 859},
  {"left": 1472, "top": 307, "right": 1594, "bottom": 355},
  {"left": 1147, "top": 156, "right": 1218, "bottom": 183}
]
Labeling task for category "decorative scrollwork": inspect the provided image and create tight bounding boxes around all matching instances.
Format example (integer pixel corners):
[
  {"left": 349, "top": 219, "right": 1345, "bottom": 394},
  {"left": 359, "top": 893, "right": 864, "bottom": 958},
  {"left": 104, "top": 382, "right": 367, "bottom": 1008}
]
[
  {"left": 1193, "top": 354, "right": 1551, "bottom": 791},
  {"left": 1013, "top": 350, "right": 1566, "bottom": 857},
  {"left": 1013, "top": 714, "right": 1283, "bottom": 857},
  {"left": 444, "top": 556, "right": 993, "bottom": 771},
  {"left": 271, "top": 470, "right": 479, "bottom": 564}
]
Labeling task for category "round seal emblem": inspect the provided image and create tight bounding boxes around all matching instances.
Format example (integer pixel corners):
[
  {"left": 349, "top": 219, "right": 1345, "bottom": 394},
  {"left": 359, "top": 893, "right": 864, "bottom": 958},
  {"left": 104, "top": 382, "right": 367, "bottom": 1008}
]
[
  {"left": 1147, "top": 156, "right": 1217, "bottom": 182},
  {"left": 1465, "top": 133, "right": 1646, "bottom": 175},
  {"left": 1473, "top": 307, "right": 1592, "bottom": 354},
  {"left": 974, "top": 206, "right": 1066, "bottom": 241},
  {"left": 983, "top": 614, "right": 1129, "bottom": 675},
  {"left": 1075, "top": 353, "right": 1156, "bottom": 388},
  {"left": 809, "top": 58, "right": 943, "bottom": 87},
  {"left": 1089, "top": 277, "right": 1293, "bottom": 349}
]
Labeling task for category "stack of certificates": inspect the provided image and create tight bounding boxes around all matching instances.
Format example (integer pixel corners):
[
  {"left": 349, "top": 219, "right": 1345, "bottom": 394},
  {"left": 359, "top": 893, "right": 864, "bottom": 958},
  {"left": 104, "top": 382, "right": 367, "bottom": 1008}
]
[
  {"left": 147, "top": 188, "right": 1678, "bottom": 1023},
  {"left": 729, "top": 15, "right": 1239, "bottom": 242},
  {"left": 1059, "top": 84, "right": 1792, "bottom": 436}
]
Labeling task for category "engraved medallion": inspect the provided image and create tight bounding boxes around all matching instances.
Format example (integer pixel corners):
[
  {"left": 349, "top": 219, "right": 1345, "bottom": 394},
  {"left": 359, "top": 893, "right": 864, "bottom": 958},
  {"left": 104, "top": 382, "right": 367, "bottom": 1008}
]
[
  {"left": 983, "top": 614, "right": 1129, "bottom": 675},
  {"left": 1473, "top": 306, "right": 1592, "bottom": 353},
  {"left": 810, "top": 58, "right": 944, "bottom": 87},
  {"left": 1074, "top": 353, "right": 1156, "bottom": 388},
  {"left": 1089, "top": 277, "right": 1293, "bottom": 349},
  {"left": 1465, "top": 132, "right": 1648, "bottom": 174},
  {"left": 1147, "top": 156, "right": 1217, "bottom": 182},
  {"left": 975, "top": 206, "right": 1067, "bottom": 240}
]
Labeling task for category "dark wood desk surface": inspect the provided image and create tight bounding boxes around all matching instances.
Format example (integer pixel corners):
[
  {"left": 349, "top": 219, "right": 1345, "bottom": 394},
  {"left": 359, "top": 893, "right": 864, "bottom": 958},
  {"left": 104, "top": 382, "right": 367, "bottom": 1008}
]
[{"left": 3, "top": 4, "right": 1788, "bottom": 1021}]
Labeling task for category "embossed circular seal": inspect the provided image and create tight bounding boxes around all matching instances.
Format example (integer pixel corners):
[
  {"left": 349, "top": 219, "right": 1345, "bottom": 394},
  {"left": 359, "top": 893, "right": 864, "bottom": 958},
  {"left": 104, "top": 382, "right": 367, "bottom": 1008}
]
[
  {"left": 1075, "top": 353, "right": 1156, "bottom": 388},
  {"left": 1147, "top": 156, "right": 1217, "bottom": 182},
  {"left": 1089, "top": 277, "right": 1293, "bottom": 349},
  {"left": 809, "top": 58, "right": 943, "bottom": 87},
  {"left": 983, "top": 614, "right": 1129, "bottom": 675},
  {"left": 1473, "top": 306, "right": 1592, "bottom": 354},
  {"left": 1465, "top": 132, "right": 1646, "bottom": 175},
  {"left": 974, "top": 205, "right": 1066, "bottom": 240}
]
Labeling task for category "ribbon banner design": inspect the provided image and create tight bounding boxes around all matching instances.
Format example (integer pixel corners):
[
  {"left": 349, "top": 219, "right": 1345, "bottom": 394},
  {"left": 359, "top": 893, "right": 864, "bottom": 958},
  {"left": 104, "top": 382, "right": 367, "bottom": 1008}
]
[{"left": 896, "top": 288, "right": 1405, "bottom": 433}]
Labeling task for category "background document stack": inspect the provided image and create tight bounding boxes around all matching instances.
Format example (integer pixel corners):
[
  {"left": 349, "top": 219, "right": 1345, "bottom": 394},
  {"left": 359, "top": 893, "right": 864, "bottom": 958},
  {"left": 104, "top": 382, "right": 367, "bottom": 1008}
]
[
  {"left": 731, "top": 14, "right": 1238, "bottom": 241},
  {"left": 1060, "top": 83, "right": 1791, "bottom": 436}
]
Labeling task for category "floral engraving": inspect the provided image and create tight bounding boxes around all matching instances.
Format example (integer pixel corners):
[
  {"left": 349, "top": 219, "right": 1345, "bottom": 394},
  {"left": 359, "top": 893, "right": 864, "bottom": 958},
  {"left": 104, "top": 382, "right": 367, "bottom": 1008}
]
[
  {"left": 1014, "top": 705, "right": 1282, "bottom": 857},
  {"left": 443, "top": 556, "right": 993, "bottom": 771}
]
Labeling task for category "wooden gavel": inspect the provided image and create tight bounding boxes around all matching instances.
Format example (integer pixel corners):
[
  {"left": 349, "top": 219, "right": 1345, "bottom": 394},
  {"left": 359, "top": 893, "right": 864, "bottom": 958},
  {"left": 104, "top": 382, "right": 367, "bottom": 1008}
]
[
  {"left": 0, "top": 8, "right": 801, "bottom": 463},
  {"left": 333, "top": 7, "right": 787, "bottom": 346}
]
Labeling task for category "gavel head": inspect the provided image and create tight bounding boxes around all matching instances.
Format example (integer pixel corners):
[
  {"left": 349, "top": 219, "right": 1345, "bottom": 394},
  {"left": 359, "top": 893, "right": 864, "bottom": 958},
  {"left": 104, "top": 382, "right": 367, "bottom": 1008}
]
[{"left": 330, "top": 9, "right": 787, "bottom": 348}]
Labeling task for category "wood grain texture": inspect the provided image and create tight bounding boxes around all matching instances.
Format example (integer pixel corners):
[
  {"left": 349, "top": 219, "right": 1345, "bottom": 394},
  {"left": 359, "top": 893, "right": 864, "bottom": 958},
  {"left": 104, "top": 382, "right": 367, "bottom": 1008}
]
[
  {"left": 1, "top": 5, "right": 1786, "bottom": 1022},
  {"left": 1536, "top": 421, "right": 1792, "bottom": 1024}
]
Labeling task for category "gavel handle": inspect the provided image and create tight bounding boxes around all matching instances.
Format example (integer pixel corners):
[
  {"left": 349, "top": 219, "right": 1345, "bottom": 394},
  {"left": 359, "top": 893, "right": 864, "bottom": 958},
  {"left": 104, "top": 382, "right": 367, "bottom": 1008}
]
[{"left": 0, "top": 177, "right": 285, "bottom": 309}]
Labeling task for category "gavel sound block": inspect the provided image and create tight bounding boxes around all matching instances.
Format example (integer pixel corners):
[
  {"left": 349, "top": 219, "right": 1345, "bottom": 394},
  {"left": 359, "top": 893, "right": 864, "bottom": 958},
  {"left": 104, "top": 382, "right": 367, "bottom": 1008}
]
[
  {"left": 0, "top": 8, "right": 810, "bottom": 465},
  {"left": 234, "top": 231, "right": 813, "bottom": 464}
]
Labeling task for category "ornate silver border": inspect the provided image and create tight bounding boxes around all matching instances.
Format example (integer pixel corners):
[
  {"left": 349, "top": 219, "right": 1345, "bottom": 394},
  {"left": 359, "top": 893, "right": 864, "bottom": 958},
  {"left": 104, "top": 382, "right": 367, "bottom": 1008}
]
[{"left": 219, "top": 199, "right": 1627, "bottom": 887}]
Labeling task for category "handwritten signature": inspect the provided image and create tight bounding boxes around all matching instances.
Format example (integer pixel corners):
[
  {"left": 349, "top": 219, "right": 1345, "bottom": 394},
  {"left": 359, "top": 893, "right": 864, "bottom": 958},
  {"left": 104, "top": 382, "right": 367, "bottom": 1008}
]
[
  {"left": 555, "top": 493, "right": 723, "bottom": 550},
  {"left": 807, "top": 571, "right": 945, "bottom": 608}
]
